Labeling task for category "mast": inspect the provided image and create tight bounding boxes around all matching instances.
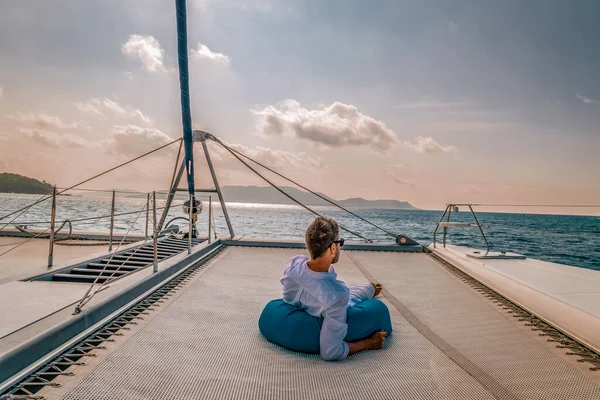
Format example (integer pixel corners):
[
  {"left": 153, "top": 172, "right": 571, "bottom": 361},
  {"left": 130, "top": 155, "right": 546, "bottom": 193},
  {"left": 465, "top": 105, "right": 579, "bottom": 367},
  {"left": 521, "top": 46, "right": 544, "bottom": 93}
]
[
  {"left": 175, "top": 0, "right": 195, "bottom": 197},
  {"left": 161, "top": 0, "right": 234, "bottom": 239}
]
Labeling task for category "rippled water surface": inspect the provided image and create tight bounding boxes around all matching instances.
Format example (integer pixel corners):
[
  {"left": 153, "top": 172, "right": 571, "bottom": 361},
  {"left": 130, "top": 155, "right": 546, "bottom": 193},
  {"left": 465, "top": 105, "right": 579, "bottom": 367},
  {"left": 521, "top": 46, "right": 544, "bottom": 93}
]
[{"left": 1, "top": 193, "right": 598, "bottom": 271}]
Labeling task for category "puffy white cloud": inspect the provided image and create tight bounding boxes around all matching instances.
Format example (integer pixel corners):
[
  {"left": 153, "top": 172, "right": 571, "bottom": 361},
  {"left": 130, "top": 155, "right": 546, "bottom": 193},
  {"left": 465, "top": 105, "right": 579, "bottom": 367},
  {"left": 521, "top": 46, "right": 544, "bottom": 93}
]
[
  {"left": 107, "top": 125, "right": 175, "bottom": 156},
  {"left": 2, "top": 121, "right": 176, "bottom": 156},
  {"left": 121, "top": 35, "right": 167, "bottom": 73},
  {"left": 190, "top": 43, "right": 230, "bottom": 65},
  {"left": 576, "top": 93, "right": 596, "bottom": 104},
  {"left": 404, "top": 136, "right": 458, "bottom": 154},
  {"left": 252, "top": 100, "right": 398, "bottom": 150},
  {"left": 208, "top": 139, "right": 323, "bottom": 171},
  {"left": 16, "top": 127, "right": 90, "bottom": 148},
  {"left": 387, "top": 172, "right": 415, "bottom": 186},
  {"left": 0, "top": 123, "right": 176, "bottom": 190},
  {"left": 76, "top": 98, "right": 152, "bottom": 125},
  {"left": 5, "top": 112, "right": 91, "bottom": 131}
]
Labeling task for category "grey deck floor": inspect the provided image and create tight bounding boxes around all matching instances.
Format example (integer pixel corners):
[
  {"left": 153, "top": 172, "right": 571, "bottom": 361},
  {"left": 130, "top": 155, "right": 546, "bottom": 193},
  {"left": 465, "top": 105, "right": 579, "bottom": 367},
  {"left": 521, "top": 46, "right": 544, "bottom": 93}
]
[{"left": 51, "top": 247, "right": 600, "bottom": 400}]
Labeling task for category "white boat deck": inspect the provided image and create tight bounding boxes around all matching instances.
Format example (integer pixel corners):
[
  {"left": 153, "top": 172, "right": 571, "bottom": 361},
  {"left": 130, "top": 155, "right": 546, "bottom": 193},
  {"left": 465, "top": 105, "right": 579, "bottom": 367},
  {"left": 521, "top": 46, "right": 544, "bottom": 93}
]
[
  {"left": 0, "top": 238, "right": 208, "bottom": 356},
  {"left": 0, "top": 281, "right": 90, "bottom": 339},
  {"left": 431, "top": 244, "right": 600, "bottom": 353},
  {"left": 0, "top": 236, "right": 116, "bottom": 285},
  {"left": 33, "top": 246, "right": 600, "bottom": 400}
]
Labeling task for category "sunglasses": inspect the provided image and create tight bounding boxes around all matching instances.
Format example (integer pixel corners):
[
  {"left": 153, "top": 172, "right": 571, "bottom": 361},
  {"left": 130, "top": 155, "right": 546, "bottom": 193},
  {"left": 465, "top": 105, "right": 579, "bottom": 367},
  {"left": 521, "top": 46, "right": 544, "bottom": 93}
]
[{"left": 331, "top": 238, "right": 345, "bottom": 248}]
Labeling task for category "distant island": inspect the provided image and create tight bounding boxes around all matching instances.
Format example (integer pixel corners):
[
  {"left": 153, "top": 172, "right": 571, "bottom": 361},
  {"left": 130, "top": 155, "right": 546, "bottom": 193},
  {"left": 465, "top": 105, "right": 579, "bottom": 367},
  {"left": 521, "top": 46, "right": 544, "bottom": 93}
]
[
  {"left": 0, "top": 175, "right": 415, "bottom": 209},
  {"left": 131, "top": 185, "right": 416, "bottom": 209},
  {"left": 0, "top": 173, "right": 53, "bottom": 194},
  {"left": 218, "top": 186, "right": 416, "bottom": 209}
]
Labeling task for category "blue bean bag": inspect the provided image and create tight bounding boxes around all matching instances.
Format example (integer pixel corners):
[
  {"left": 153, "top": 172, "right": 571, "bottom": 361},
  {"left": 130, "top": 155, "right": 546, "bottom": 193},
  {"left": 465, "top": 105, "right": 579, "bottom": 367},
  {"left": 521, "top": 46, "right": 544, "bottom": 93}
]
[{"left": 258, "top": 298, "right": 392, "bottom": 354}]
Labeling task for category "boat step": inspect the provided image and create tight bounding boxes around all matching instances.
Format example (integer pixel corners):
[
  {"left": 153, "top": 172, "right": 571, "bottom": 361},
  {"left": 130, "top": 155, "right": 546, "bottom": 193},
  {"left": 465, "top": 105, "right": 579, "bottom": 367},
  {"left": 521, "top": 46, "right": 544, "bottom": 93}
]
[
  {"left": 71, "top": 268, "right": 128, "bottom": 276},
  {"left": 110, "top": 254, "right": 156, "bottom": 262},
  {"left": 161, "top": 241, "right": 193, "bottom": 249},
  {"left": 87, "top": 262, "right": 142, "bottom": 270},
  {"left": 99, "top": 259, "right": 149, "bottom": 266},
  {"left": 126, "top": 247, "right": 170, "bottom": 254},
  {"left": 139, "top": 243, "right": 181, "bottom": 251},
  {"left": 134, "top": 248, "right": 179, "bottom": 256},
  {"left": 53, "top": 274, "right": 109, "bottom": 283},
  {"left": 85, "top": 264, "right": 139, "bottom": 272},
  {"left": 40, "top": 238, "right": 206, "bottom": 284}
]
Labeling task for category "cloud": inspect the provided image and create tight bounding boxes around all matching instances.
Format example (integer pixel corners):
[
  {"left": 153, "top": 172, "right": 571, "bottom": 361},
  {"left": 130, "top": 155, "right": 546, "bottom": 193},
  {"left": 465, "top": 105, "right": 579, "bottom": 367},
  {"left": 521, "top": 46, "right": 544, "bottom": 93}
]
[
  {"left": 209, "top": 139, "right": 323, "bottom": 171},
  {"left": 121, "top": 35, "right": 167, "bottom": 73},
  {"left": 576, "top": 93, "right": 597, "bottom": 104},
  {"left": 404, "top": 136, "right": 458, "bottom": 154},
  {"left": 16, "top": 127, "right": 90, "bottom": 149},
  {"left": 387, "top": 172, "right": 415, "bottom": 186},
  {"left": 76, "top": 98, "right": 152, "bottom": 125},
  {"left": 0, "top": 84, "right": 3, "bottom": 98},
  {"left": 190, "top": 43, "right": 231, "bottom": 65},
  {"left": 107, "top": 125, "right": 175, "bottom": 156},
  {"left": 5, "top": 112, "right": 91, "bottom": 131},
  {"left": 252, "top": 99, "right": 398, "bottom": 150},
  {"left": 2, "top": 121, "right": 175, "bottom": 156}
]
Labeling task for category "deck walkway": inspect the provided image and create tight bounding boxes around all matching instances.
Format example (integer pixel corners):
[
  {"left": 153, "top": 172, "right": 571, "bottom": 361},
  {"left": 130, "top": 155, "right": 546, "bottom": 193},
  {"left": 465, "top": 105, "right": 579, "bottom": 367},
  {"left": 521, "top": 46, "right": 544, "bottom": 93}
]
[{"left": 45, "top": 246, "right": 600, "bottom": 400}]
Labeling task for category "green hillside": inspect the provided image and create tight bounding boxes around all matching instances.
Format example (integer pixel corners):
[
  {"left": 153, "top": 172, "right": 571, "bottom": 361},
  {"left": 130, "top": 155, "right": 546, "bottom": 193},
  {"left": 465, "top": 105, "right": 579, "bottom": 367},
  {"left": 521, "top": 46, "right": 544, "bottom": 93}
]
[{"left": 0, "top": 173, "right": 53, "bottom": 194}]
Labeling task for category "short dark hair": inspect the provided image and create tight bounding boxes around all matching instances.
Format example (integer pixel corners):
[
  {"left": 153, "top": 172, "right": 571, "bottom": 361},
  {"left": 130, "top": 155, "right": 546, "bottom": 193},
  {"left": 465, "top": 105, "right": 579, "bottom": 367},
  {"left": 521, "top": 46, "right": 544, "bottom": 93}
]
[{"left": 305, "top": 216, "right": 339, "bottom": 259}]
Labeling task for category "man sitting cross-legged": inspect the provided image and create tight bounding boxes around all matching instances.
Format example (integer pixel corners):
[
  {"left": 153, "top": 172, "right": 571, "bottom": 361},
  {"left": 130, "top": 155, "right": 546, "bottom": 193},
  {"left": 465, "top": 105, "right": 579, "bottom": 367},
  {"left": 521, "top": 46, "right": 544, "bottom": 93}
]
[{"left": 280, "top": 216, "right": 387, "bottom": 361}]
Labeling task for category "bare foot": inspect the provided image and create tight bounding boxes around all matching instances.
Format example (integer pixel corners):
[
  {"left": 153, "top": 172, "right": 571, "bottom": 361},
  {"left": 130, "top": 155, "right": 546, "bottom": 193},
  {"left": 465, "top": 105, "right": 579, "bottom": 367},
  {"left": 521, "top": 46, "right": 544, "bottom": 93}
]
[
  {"left": 370, "top": 282, "right": 383, "bottom": 297},
  {"left": 347, "top": 330, "right": 389, "bottom": 356},
  {"left": 366, "top": 331, "right": 387, "bottom": 350}
]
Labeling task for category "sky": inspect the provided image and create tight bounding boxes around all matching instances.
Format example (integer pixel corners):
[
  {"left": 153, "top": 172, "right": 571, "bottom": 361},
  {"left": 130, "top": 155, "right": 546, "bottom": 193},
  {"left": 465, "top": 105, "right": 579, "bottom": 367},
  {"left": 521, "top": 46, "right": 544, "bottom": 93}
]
[{"left": 0, "top": 0, "right": 599, "bottom": 214}]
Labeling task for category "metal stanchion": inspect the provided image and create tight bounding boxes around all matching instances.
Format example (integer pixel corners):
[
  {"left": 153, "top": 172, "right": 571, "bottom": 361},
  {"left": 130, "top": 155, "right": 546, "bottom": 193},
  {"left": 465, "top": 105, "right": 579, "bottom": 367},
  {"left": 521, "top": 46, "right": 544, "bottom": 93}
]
[
  {"left": 145, "top": 192, "right": 150, "bottom": 241},
  {"left": 47, "top": 186, "right": 57, "bottom": 267},
  {"left": 188, "top": 194, "right": 193, "bottom": 254},
  {"left": 108, "top": 190, "right": 115, "bottom": 251},
  {"left": 153, "top": 191, "right": 158, "bottom": 273},
  {"left": 208, "top": 196, "right": 212, "bottom": 244}
]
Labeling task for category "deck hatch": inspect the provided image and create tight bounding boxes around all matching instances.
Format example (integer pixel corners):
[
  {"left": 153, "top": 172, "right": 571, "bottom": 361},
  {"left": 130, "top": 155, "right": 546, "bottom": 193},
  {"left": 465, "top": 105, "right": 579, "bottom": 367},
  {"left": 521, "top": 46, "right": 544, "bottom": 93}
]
[{"left": 33, "top": 237, "right": 204, "bottom": 284}]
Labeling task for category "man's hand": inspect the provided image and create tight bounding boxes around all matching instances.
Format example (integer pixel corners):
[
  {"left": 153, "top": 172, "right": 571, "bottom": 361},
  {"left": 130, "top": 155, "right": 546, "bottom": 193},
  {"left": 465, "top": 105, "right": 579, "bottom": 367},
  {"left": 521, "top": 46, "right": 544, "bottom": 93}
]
[{"left": 370, "top": 282, "right": 383, "bottom": 297}]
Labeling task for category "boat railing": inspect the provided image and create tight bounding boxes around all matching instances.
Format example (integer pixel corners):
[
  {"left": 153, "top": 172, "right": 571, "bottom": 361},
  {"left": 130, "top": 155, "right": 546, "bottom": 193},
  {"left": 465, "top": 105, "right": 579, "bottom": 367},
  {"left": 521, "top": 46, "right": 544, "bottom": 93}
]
[
  {"left": 433, "top": 203, "right": 490, "bottom": 256},
  {"left": 0, "top": 187, "right": 217, "bottom": 269}
]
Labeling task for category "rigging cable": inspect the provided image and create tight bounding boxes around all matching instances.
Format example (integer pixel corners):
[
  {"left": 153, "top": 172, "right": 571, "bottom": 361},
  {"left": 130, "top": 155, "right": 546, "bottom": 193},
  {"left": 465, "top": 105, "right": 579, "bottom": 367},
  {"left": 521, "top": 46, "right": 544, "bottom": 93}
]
[
  {"left": 214, "top": 137, "right": 399, "bottom": 240},
  {"left": 468, "top": 203, "right": 600, "bottom": 208},
  {"left": 214, "top": 138, "right": 371, "bottom": 241},
  {"left": 0, "top": 138, "right": 181, "bottom": 222},
  {"left": 74, "top": 199, "right": 149, "bottom": 313},
  {"left": 0, "top": 220, "right": 75, "bottom": 258},
  {"left": 0, "top": 194, "right": 48, "bottom": 233}
]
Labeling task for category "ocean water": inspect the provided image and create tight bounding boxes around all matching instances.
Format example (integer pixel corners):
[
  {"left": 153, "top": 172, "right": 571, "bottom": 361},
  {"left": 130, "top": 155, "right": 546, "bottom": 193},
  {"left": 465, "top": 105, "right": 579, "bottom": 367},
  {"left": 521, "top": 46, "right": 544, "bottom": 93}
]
[{"left": 1, "top": 193, "right": 598, "bottom": 271}]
